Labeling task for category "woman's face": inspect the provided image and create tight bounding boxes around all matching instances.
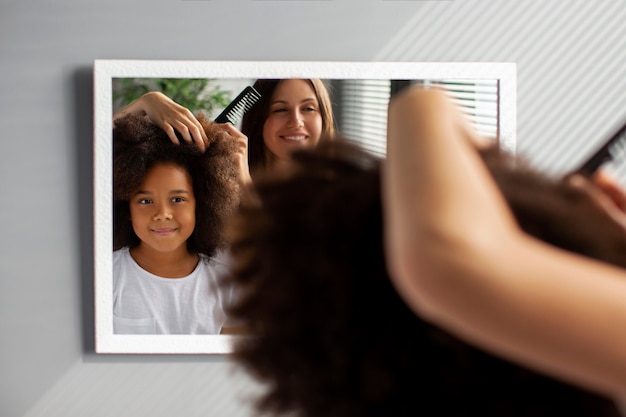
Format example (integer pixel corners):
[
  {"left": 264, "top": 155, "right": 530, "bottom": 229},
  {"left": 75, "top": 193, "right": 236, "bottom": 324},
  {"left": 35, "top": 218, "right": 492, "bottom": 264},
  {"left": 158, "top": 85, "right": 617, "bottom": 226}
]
[{"left": 262, "top": 79, "right": 323, "bottom": 166}]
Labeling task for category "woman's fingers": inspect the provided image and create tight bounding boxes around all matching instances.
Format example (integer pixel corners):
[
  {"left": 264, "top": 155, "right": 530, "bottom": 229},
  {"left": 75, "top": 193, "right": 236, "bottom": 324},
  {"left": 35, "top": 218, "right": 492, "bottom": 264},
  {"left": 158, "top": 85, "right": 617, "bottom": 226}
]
[
  {"left": 140, "top": 92, "right": 208, "bottom": 150},
  {"left": 216, "top": 123, "right": 251, "bottom": 184},
  {"left": 165, "top": 118, "right": 203, "bottom": 150},
  {"left": 592, "top": 170, "right": 626, "bottom": 212},
  {"left": 567, "top": 172, "right": 626, "bottom": 231}
]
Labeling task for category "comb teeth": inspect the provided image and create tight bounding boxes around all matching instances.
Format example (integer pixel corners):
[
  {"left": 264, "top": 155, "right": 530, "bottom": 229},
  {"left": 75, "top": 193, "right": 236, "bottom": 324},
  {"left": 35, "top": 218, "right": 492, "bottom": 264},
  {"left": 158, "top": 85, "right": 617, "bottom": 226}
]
[{"left": 214, "top": 86, "right": 262, "bottom": 124}]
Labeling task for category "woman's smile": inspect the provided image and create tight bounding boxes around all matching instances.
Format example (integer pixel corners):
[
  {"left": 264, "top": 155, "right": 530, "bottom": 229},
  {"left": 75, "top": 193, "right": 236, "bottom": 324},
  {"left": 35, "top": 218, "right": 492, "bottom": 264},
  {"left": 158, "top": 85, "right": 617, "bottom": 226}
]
[{"left": 280, "top": 133, "right": 308, "bottom": 142}]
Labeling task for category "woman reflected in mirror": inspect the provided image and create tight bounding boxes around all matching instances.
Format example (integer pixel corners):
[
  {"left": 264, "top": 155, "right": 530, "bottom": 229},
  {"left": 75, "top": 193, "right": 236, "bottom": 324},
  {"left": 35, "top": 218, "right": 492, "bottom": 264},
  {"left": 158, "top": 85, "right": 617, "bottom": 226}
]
[
  {"left": 240, "top": 78, "right": 335, "bottom": 177},
  {"left": 113, "top": 78, "right": 337, "bottom": 181}
]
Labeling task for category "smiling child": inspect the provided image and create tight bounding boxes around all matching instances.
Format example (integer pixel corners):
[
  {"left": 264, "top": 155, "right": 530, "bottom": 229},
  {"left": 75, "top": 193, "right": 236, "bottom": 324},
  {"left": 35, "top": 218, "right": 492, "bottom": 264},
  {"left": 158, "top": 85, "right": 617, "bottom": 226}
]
[{"left": 112, "top": 112, "right": 244, "bottom": 334}]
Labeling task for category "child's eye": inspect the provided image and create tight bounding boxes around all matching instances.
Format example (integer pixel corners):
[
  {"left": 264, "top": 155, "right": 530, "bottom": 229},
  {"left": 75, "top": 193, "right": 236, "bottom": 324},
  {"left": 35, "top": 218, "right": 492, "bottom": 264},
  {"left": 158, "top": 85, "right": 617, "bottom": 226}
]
[
  {"left": 171, "top": 197, "right": 186, "bottom": 203},
  {"left": 137, "top": 198, "right": 152, "bottom": 205}
]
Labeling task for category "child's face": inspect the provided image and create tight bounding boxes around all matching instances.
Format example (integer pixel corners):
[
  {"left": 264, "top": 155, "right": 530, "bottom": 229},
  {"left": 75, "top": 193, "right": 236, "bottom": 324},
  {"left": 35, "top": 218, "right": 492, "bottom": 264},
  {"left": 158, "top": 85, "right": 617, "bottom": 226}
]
[
  {"left": 129, "top": 162, "right": 196, "bottom": 254},
  {"left": 262, "top": 79, "right": 323, "bottom": 165}
]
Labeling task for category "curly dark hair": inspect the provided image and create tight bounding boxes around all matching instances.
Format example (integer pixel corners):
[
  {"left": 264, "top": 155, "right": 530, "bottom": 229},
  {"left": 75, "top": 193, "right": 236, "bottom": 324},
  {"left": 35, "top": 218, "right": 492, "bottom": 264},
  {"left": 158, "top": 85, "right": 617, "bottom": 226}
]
[
  {"left": 113, "top": 113, "right": 241, "bottom": 257},
  {"left": 225, "top": 139, "right": 624, "bottom": 417}
]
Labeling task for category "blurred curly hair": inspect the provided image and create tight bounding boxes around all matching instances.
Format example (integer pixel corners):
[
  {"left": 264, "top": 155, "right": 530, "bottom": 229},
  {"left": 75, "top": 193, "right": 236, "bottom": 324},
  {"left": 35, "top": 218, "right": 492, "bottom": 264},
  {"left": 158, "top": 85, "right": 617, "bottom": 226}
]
[
  {"left": 225, "top": 139, "right": 624, "bottom": 417},
  {"left": 113, "top": 112, "right": 241, "bottom": 257}
]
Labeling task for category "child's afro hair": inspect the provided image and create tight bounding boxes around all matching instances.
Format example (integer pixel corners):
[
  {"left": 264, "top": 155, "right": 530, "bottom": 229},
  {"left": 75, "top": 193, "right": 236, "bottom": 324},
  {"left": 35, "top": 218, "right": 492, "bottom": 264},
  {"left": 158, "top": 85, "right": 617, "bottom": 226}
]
[{"left": 113, "top": 112, "right": 241, "bottom": 257}]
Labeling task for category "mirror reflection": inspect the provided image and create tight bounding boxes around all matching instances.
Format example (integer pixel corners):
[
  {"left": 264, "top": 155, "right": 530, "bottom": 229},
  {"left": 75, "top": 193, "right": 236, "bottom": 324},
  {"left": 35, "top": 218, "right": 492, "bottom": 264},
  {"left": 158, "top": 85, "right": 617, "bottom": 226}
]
[
  {"left": 95, "top": 61, "right": 515, "bottom": 353},
  {"left": 111, "top": 77, "right": 499, "bottom": 335},
  {"left": 113, "top": 77, "right": 500, "bottom": 156}
]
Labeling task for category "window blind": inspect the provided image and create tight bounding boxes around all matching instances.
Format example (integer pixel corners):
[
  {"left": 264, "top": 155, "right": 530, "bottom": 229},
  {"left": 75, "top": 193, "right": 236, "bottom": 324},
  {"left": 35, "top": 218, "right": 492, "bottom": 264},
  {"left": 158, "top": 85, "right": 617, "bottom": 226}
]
[
  {"left": 338, "top": 79, "right": 499, "bottom": 157},
  {"left": 338, "top": 79, "right": 391, "bottom": 157},
  {"left": 426, "top": 79, "right": 499, "bottom": 140}
]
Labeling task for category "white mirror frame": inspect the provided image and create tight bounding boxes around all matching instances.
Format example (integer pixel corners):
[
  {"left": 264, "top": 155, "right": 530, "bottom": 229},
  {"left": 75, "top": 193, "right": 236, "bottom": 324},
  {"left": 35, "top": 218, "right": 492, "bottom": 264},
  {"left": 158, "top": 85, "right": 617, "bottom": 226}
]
[{"left": 94, "top": 60, "right": 516, "bottom": 354}]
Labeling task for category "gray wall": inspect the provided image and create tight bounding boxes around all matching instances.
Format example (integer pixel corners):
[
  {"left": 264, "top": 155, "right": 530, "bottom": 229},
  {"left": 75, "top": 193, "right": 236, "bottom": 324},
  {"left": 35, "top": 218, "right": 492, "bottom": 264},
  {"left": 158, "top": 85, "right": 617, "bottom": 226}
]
[{"left": 1, "top": 1, "right": 624, "bottom": 416}]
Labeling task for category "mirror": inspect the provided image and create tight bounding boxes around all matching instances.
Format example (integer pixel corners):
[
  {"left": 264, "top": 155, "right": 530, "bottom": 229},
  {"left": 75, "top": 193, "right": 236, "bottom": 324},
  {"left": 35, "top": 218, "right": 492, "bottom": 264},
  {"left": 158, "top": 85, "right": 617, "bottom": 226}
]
[{"left": 94, "top": 60, "right": 516, "bottom": 354}]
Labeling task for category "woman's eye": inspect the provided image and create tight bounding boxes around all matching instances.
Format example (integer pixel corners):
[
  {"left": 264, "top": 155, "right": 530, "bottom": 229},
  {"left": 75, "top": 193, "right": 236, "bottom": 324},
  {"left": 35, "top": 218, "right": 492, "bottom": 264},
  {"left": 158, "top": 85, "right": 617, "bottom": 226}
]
[
  {"left": 272, "top": 108, "right": 287, "bottom": 113},
  {"left": 303, "top": 106, "right": 317, "bottom": 112},
  {"left": 172, "top": 197, "right": 186, "bottom": 203}
]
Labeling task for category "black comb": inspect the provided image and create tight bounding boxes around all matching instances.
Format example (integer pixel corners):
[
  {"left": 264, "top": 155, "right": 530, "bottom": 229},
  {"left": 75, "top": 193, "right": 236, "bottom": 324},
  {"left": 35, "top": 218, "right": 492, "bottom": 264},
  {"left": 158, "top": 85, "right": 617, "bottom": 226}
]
[
  {"left": 572, "top": 119, "right": 626, "bottom": 177},
  {"left": 214, "top": 86, "right": 261, "bottom": 124}
]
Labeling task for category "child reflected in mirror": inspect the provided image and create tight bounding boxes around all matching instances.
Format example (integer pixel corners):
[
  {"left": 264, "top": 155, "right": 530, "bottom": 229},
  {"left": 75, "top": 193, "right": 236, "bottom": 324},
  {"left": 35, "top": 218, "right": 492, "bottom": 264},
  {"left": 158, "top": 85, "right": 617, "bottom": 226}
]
[{"left": 112, "top": 112, "right": 246, "bottom": 334}]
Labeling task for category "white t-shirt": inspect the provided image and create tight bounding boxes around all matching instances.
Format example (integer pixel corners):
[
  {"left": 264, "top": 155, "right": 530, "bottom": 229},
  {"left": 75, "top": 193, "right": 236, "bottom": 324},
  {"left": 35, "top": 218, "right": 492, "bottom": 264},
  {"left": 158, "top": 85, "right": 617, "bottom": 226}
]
[{"left": 112, "top": 247, "right": 236, "bottom": 334}]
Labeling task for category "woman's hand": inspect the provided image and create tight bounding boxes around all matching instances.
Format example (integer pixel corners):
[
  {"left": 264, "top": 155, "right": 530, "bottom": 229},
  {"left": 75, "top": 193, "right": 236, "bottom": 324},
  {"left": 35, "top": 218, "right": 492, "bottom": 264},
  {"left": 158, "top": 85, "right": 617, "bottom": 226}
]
[
  {"left": 567, "top": 170, "right": 626, "bottom": 231},
  {"left": 217, "top": 123, "right": 251, "bottom": 185},
  {"left": 591, "top": 169, "right": 626, "bottom": 212},
  {"left": 113, "top": 92, "right": 209, "bottom": 151}
]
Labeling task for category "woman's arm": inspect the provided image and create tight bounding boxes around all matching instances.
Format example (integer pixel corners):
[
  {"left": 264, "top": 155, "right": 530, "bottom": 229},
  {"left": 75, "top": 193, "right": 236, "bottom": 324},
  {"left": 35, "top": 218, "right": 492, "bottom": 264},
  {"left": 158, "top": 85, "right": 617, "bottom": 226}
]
[
  {"left": 382, "top": 87, "right": 626, "bottom": 397},
  {"left": 113, "top": 91, "right": 208, "bottom": 151}
]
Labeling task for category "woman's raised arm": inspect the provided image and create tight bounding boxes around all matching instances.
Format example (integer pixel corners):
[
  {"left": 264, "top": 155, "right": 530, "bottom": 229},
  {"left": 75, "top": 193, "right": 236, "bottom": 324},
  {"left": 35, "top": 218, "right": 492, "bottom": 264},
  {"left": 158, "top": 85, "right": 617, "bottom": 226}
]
[{"left": 382, "top": 87, "right": 626, "bottom": 397}]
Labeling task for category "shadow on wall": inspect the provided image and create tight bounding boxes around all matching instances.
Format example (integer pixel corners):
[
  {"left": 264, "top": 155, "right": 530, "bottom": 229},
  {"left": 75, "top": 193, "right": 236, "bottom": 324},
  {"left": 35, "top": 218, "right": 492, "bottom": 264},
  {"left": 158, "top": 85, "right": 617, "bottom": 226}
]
[{"left": 73, "top": 67, "right": 95, "bottom": 354}]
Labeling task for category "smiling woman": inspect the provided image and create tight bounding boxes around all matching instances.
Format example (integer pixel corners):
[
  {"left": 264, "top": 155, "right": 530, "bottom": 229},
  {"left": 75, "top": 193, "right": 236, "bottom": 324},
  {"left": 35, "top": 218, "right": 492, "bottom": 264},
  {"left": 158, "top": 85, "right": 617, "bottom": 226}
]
[
  {"left": 93, "top": 60, "right": 516, "bottom": 353},
  {"left": 242, "top": 78, "right": 334, "bottom": 177}
]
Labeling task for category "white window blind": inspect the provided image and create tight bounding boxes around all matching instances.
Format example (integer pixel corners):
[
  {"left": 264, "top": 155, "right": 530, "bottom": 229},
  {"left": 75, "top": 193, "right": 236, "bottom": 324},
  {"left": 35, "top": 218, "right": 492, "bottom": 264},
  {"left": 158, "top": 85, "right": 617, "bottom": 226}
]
[
  {"left": 339, "top": 79, "right": 391, "bottom": 157},
  {"left": 427, "top": 79, "right": 499, "bottom": 140},
  {"left": 339, "top": 79, "right": 499, "bottom": 157}
]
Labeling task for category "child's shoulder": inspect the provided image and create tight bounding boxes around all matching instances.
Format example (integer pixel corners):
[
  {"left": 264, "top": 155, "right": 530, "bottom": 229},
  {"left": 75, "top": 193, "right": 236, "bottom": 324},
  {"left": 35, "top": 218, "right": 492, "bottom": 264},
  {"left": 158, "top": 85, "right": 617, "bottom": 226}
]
[
  {"left": 113, "top": 247, "right": 130, "bottom": 256},
  {"left": 113, "top": 247, "right": 131, "bottom": 263}
]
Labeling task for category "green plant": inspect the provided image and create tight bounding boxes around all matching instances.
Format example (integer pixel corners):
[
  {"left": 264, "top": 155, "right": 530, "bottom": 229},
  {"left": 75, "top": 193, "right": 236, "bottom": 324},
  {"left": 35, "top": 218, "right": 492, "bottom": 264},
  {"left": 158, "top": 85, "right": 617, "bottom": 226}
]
[{"left": 113, "top": 78, "right": 232, "bottom": 116}]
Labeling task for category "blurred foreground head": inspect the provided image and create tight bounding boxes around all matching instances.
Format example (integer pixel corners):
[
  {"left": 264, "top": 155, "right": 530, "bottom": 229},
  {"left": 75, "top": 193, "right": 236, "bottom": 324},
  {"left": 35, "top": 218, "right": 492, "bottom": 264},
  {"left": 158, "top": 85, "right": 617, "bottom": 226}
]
[{"left": 226, "top": 139, "right": 625, "bottom": 417}]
